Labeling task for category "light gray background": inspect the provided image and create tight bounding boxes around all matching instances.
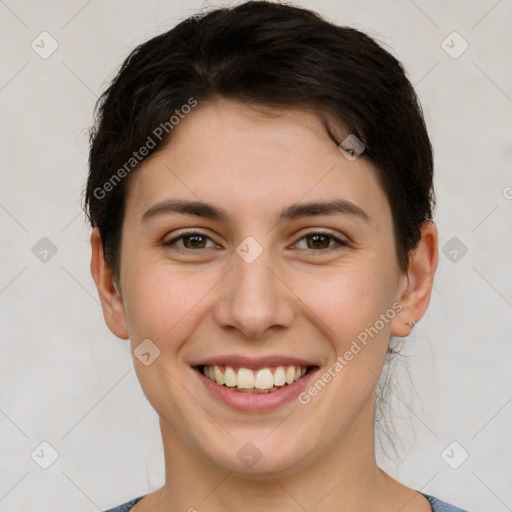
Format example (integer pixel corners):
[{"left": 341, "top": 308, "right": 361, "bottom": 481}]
[{"left": 1, "top": 1, "right": 511, "bottom": 511}]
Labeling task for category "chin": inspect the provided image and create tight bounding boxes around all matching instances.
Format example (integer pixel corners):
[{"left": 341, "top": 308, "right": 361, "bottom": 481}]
[{"left": 201, "top": 432, "right": 313, "bottom": 477}]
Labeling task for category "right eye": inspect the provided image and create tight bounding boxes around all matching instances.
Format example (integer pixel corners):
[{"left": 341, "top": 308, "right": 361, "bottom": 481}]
[{"left": 162, "top": 230, "right": 219, "bottom": 251}]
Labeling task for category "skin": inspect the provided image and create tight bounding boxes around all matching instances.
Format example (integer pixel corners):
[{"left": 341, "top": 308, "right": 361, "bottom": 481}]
[{"left": 91, "top": 98, "right": 438, "bottom": 512}]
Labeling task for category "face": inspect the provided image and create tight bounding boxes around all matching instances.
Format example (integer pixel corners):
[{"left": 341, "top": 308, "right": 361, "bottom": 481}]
[{"left": 95, "top": 98, "right": 427, "bottom": 476}]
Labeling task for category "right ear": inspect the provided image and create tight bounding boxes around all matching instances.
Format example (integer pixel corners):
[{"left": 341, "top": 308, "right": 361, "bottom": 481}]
[{"left": 90, "top": 228, "right": 129, "bottom": 339}]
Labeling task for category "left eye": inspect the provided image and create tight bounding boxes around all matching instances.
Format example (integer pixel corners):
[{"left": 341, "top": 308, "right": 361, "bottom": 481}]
[
  {"left": 293, "top": 232, "right": 347, "bottom": 251},
  {"left": 164, "top": 231, "right": 346, "bottom": 252}
]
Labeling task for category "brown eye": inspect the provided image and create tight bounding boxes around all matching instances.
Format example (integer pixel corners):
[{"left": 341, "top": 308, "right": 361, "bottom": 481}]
[
  {"left": 294, "top": 231, "right": 347, "bottom": 251},
  {"left": 163, "top": 231, "right": 216, "bottom": 250},
  {"left": 181, "top": 234, "right": 208, "bottom": 249},
  {"left": 306, "top": 234, "right": 331, "bottom": 249}
]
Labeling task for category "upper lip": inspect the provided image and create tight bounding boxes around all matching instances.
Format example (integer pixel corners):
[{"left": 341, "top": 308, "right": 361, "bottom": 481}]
[{"left": 190, "top": 355, "right": 319, "bottom": 370}]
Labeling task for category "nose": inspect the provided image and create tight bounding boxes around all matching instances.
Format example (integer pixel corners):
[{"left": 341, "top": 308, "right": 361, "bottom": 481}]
[{"left": 212, "top": 244, "right": 297, "bottom": 339}]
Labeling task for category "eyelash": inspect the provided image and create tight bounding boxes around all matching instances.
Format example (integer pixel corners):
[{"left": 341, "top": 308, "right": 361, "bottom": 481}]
[{"left": 163, "top": 229, "right": 348, "bottom": 253}]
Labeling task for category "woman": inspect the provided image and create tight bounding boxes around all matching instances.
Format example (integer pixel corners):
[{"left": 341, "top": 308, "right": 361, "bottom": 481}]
[{"left": 85, "top": 1, "right": 467, "bottom": 510}]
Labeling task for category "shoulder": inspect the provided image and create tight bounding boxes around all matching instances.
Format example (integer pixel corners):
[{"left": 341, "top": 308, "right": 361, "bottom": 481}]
[
  {"left": 423, "top": 493, "right": 469, "bottom": 512},
  {"left": 102, "top": 495, "right": 146, "bottom": 512},
  {"left": 101, "top": 493, "right": 468, "bottom": 512}
]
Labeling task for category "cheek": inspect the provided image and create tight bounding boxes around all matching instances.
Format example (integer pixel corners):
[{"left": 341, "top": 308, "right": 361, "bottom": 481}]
[
  {"left": 294, "top": 259, "right": 397, "bottom": 345},
  {"left": 120, "top": 256, "right": 219, "bottom": 344}
]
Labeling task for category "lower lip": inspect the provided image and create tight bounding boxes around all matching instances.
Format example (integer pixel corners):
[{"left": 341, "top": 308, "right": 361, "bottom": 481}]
[{"left": 194, "top": 367, "right": 319, "bottom": 412}]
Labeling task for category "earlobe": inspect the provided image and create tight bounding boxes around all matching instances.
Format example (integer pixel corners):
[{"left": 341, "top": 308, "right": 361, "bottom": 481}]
[
  {"left": 90, "top": 228, "right": 129, "bottom": 339},
  {"left": 391, "top": 221, "right": 438, "bottom": 338}
]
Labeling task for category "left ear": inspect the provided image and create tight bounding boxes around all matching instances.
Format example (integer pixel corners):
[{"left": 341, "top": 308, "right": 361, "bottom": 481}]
[{"left": 391, "top": 221, "right": 438, "bottom": 337}]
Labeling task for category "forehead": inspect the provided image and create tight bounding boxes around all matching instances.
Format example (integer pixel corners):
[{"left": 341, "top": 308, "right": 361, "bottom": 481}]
[{"left": 124, "top": 99, "right": 390, "bottom": 226}]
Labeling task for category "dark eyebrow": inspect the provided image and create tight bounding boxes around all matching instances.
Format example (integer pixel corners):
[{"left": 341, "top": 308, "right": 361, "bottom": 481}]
[
  {"left": 141, "top": 198, "right": 370, "bottom": 224},
  {"left": 142, "top": 199, "right": 230, "bottom": 223},
  {"left": 278, "top": 199, "right": 370, "bottom": 223}
]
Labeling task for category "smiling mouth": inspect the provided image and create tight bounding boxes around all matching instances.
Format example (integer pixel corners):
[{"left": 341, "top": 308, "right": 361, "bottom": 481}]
[{"left": 197, "top": 364, "right": 315, "bottom": 394}]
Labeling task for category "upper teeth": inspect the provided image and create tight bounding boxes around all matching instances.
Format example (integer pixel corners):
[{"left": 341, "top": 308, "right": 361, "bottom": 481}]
[{"left": 202, "top": 365, "right": 307, "bottom": 389}]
